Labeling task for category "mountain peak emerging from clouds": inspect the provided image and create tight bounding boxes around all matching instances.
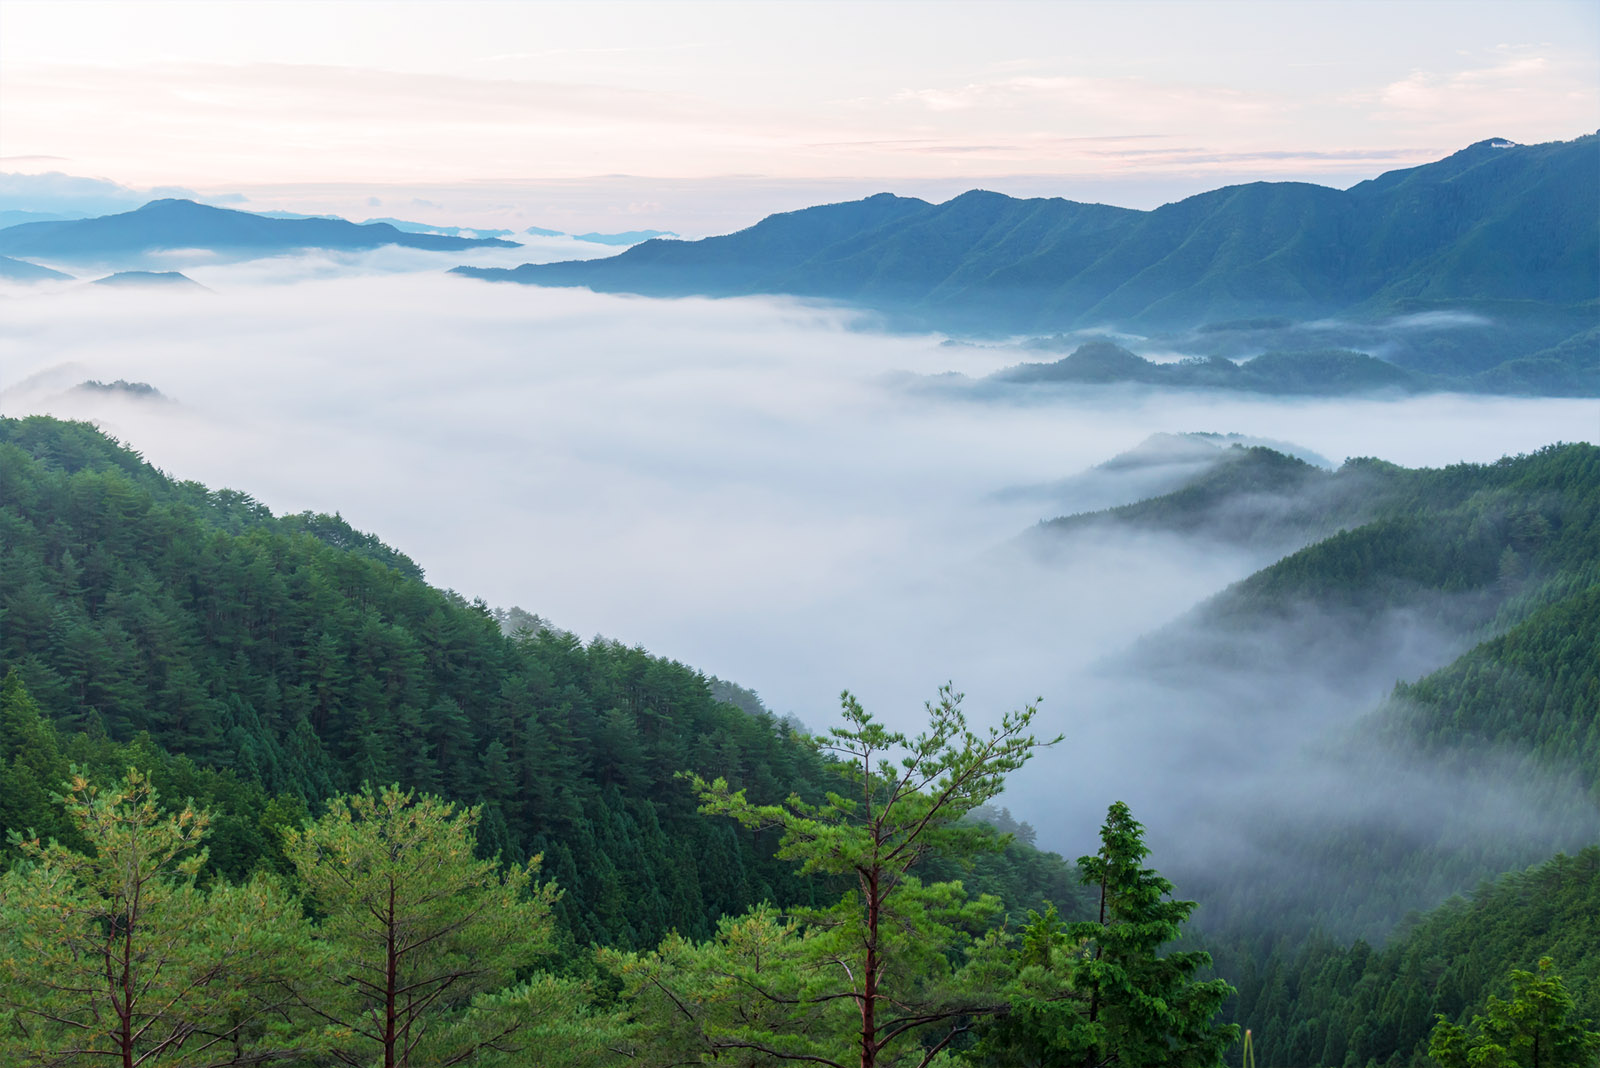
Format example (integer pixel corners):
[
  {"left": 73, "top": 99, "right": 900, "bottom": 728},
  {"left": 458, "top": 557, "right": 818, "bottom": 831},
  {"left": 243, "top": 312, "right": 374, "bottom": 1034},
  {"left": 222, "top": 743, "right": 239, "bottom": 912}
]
[
  {"left": 0, "top": 199, "right": 522, "bottom": 261},
  {"left": 452, "top": 133, "right": 1597, "bottom": 394}
]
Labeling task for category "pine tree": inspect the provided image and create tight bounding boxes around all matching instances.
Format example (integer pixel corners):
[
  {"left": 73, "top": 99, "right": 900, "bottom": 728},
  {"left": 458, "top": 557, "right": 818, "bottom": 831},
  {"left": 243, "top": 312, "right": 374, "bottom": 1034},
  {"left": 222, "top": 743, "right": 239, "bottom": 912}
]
[
  {"left": 0, "top": 671, "right": 72, "bottom": 853},
  {"left": 0, "top": 769, "right": 312, "bottom": 1067},
  {"left": 970, "top": 801, "right": 1236, "bottom": 1068},
  {"left": 281, "top": 784, "right": 590, "bottom": 1068},
  {"left": 1071, "top": 802, "right": 1236, "bottom": 1067},
  {"left": 1428, "top": 957, "right": 1600, "bottom": 1068},
  {"left": 674, "top": 685, "right": 1053, "bottom": 1068}
]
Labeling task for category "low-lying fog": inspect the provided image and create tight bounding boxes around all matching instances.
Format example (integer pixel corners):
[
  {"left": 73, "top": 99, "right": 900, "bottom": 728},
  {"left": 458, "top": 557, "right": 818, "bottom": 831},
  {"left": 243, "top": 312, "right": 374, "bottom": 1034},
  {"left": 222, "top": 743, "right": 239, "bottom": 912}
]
[{"left": 3, "top": 258, "right": 1596, "bottom": 896}]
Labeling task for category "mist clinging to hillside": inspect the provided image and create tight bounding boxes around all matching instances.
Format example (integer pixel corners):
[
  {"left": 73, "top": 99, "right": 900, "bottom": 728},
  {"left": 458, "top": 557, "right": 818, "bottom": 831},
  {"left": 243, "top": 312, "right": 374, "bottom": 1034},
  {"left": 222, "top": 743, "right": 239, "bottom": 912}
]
[{"left": 2, "top": 265, "right": 1595, "bottom": 871}]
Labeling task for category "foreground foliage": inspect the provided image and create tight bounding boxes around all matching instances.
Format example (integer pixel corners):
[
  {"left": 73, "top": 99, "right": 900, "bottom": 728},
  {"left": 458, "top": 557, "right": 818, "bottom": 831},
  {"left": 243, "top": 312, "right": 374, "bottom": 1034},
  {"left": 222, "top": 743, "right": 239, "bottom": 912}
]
[
  {"left": 1226, "top": 847, "right": 1600, "bottom": 1067},
  {"left": 620, "top": 687, "right": 1053, "bottom": 1067},
  {"left": 0, "top": 770, "right": 310, "bottom": 1067},
  {"left": 0, "top": 682, "right": 1234, "bottom": 1068},
  {"left": 281, "top": 785, "right": 577, "bottom": 1067},
  {"left": 0, "top": 767, "right": 611, "bottom": 1068},
  {"left": 969, "top": 802, "right": 1236, "bottom": 1067},
  {"left": 1428, "top": 958, "right": 1599, "bottom": 1068}
]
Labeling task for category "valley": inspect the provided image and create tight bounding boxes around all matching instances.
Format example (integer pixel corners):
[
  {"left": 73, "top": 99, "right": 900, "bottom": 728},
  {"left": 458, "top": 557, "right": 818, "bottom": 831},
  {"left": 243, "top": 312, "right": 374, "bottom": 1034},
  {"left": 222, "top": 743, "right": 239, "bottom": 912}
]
[{"left": 1, "top": 6, "right": 1596, "bottom": 1060}]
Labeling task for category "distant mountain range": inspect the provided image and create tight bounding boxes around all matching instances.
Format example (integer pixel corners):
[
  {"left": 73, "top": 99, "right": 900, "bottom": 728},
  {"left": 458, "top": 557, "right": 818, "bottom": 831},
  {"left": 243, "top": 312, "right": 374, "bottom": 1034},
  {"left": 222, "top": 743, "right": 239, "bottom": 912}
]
[
  {"left": 256, "top": 212, "right": 519, "bottom": 240},
  {"left": 992, "top": 339, "right": 1429, "bottom": 394},
  {"left": 455, "top": 135, "right": 1599, "bottom": 392},
  {"left": 0, "top": 254, "right": 71, "bottom": 282},
  {"left": 0, "top": 199, "right": 521, "bottom": 262},
  {"left": 525, "top": 225, "right": 678, "bottom": 245},
  {"left": 252, "top": 217, "right": 678, "bottom": 245},
  {"left": 364, "top": 217, "right": 517, "bottom": 239},
  {"left": 0, "top": 210, "right": 79, "bottom": 229},
  {"left": 570, "top": 229, "right": 679, "bottom": 246},
  {"left": 920, "top": 336, "right": 1597, "bottom": 395}
]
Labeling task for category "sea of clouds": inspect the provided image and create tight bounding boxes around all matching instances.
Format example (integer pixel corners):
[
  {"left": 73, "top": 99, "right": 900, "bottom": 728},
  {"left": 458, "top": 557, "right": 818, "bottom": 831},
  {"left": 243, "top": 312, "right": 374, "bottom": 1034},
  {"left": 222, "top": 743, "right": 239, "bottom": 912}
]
[{"left": 3, "top": 254, "right": 1596, "bottom": 871}]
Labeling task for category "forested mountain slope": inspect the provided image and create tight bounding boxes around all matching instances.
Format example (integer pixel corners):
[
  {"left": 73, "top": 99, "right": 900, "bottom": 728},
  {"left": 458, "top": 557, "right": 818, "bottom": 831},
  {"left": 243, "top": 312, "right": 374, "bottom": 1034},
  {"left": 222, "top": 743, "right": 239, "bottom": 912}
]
[
  {"left": 455, "top": 135, "right": 1599, "bottom": 385},
  {"left": 1183, "top": 443, "right": 1600, "bottom": 694},
  {"left": 0, "top": 416, "right": 1086, "bottom": 947},
  {"left": 1030, "top": 441, "right": 1600, "bottom": 962},
  {"left": 1229, "top": 847, "right": 1600, "bottom": 1068},
  {"left": 1054, "top": 440, "right": 1600, "bottom": 637},
  {"left": 1039, "top": 439, "right": 1600, "bottom": 598},
  {"left": 5, "top": 415, "right": 1596, "bottom": 1064},
  {"left": 1189, "top": 580, "right": 1600, "bottom": 962},
  {"left": 1034, "top": 444, "right": 1600, "bottom": 1063},
  {"left": 1386, "top": 579, "right": 1600, "bottom": 794}
]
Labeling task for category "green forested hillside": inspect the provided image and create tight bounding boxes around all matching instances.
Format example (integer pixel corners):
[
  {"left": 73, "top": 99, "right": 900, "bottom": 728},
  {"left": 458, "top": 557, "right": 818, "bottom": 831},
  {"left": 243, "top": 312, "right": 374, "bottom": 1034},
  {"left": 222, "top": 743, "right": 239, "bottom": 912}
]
[
  {"left": 1187, "top": 593, "right": 1600, "bottom": 998},
  {"left": 0, "top": 415, "right": 1087, "bottom": 948},
  {"left": 1386, "top": 581, "right": 1600, "bottom": 797},
  {"left": 1035, "top": 444, "right": 1343, "bottom": 551},
  {"left": 1091, "top": 441, "right": 1600, "bottom": 636},
  {"left": 5, "top": 415, "right": 1597, "bottom": 1067},
  {"left": 1229, "top": 847, "right": 1600, "bottom": 1067},
  {"left": 1040, "top": 440, "right": 1600, "bottom": 597},
  {"left": 1035, "top": 439, "right": 1600, "bottom": 1062}
]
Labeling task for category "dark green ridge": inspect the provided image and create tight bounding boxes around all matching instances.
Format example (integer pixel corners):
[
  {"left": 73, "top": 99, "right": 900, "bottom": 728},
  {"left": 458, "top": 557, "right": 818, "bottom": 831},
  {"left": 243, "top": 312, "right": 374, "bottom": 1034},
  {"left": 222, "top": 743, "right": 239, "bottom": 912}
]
[
  {"left": 0, "top": 415, "right": 1088, "bottom": 948},
  {"left": 1225, "top": 847, "right": 1600, "bottom": 1068}
]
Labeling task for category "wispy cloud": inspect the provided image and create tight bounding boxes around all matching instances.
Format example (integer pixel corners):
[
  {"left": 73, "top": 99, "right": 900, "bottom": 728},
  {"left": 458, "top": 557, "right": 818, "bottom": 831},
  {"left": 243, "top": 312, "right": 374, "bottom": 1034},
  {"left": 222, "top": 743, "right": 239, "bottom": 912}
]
[
  {"left": 891, "top": 75, "right": 1280, "bottom": 124},
  {"left": 1358, "top": 51, "right": 1598, "bottom": 134},
  {"left": 0, "top": 170, "right": 205, "bottom": 214}
]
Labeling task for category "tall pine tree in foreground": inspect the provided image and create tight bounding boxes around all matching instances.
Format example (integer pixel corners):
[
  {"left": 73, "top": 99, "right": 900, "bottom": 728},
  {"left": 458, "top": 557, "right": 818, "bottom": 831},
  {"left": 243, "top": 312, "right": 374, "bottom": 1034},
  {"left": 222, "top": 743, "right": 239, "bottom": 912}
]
[{"left": 620, "top": 685, "right": 1053, "bottom": 1068}]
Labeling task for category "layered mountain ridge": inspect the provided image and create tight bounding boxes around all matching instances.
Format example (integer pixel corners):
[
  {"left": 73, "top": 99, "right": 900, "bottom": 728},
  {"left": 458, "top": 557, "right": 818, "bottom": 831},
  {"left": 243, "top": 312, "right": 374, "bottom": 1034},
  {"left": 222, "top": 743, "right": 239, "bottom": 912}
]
[
  {"left": 0, "top": 198, "right": 521, "bottom": 262},
  {"left": 455, "top": 136, "right": 1596, "bottom": 330},
  {"left": 453, "top": 135, "right": 1599, "bottom": 391}
]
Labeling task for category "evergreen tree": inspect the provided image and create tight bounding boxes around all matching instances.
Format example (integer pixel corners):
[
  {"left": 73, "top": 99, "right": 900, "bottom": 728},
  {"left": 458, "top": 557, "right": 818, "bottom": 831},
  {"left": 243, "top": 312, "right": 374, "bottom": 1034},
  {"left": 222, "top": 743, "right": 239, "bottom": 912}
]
[
  {"left": 0, "top": 769, "right": 311, "bottom": 1067},
  {"left": 1428, "top": 958, "right": 1600, "bottom": 1068},
  {"left": 676, "top": 685, "right": 1053, "bottom": 1068},
  {"left": 280, "top": 784, "right": 589, "bottom": 1068},
  {"left": 609, "top": 903, "right": 850, "bottom": 1067},
  {"left": 970, "top": 802, "right": 1235, "bottom": 1067},
  {"left": 0, "top": 670, "right": 73, "bottom": 851}
]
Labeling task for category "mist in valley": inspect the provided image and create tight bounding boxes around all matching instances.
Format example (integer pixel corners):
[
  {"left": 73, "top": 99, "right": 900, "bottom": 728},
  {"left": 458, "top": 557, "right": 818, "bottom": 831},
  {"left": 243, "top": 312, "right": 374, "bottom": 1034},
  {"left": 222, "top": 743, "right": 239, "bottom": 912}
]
[{"left": 3, "top": 261, "right": 1596, "bottom": 935}]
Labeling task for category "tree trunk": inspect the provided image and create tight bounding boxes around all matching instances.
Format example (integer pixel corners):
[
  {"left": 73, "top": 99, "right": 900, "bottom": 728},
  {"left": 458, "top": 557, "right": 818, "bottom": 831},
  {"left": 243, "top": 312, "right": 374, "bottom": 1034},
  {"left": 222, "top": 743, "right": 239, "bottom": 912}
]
[
  {"left": 117, "top": 904, "right": 136, "bottom": 1068},
  {"left": 1084, "top": 864, "right": 1107, "bottom": 1068},
  {"left": 385, "top": 879, "right": 399, "bottom": 1068},
  {"left": 862, "top": 868, "right": 879, "bottom": 1068}
]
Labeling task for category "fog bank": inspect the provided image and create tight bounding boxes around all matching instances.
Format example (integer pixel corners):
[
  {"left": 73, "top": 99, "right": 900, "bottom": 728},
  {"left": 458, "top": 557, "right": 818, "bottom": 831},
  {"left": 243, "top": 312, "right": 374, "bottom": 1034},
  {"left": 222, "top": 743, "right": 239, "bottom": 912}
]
[{"left": 2, "top": 267, "right": 1595, "bottom": 877}]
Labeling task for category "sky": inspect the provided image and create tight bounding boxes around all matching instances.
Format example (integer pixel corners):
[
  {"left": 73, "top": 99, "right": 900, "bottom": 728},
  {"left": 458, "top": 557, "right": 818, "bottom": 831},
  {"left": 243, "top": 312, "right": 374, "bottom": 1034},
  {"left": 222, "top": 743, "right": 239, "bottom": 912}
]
[{"left": 2, "top": 0, "right": 1597, "bottom": 232}]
